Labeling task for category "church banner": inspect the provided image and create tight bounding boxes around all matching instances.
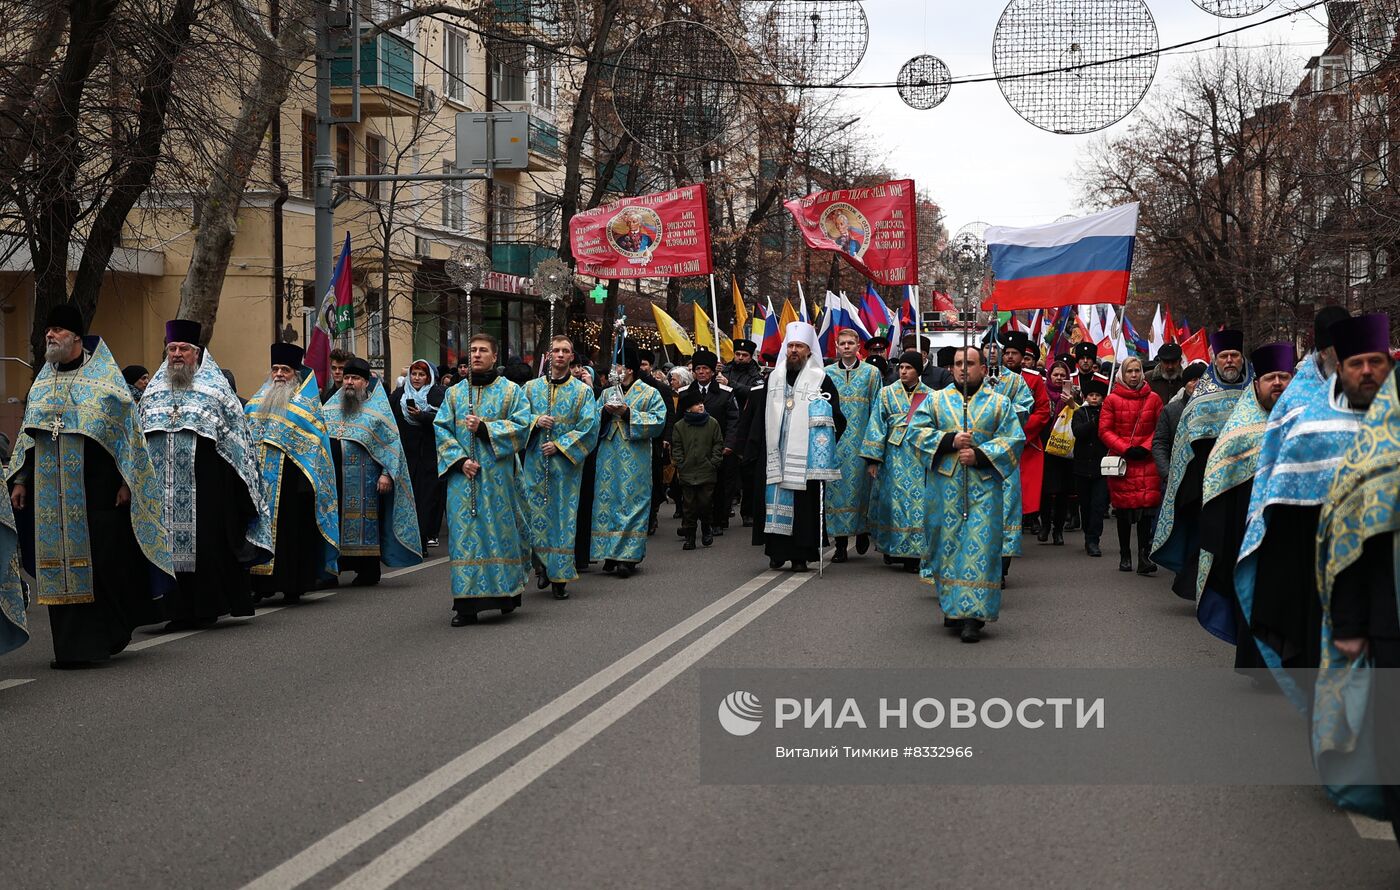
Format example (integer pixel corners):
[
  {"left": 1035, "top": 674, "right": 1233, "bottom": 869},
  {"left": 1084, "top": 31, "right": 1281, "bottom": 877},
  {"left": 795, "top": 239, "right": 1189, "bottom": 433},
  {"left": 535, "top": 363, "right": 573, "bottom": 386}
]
[
  {"left": 569, "top": 185, "right": 714, "bottom": 279},
  {"left": 784, "top": 179, "right": 919, "bottom": 286}
]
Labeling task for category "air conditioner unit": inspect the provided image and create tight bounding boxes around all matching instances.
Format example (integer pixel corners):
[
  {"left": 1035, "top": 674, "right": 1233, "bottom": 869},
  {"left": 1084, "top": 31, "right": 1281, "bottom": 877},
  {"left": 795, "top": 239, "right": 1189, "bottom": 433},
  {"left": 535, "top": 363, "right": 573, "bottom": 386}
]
[{"left": 417, "top": 84, "right": 440, "bottom": 110}]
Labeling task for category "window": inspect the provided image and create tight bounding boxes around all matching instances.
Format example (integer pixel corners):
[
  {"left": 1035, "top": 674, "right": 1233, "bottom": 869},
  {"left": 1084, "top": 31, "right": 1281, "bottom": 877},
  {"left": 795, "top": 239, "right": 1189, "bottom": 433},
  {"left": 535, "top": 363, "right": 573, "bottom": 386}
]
[
  {"left": 492, "top": 182, "right": 517, "bottom": 241},
  {"left": 365, "top": 133, "right": 384, "bottom": 200},
  {"left": 301, "top": 114, "right": 316, "bottom": 198},
  {"left": 533, "top": 192, "right": 560, "bottom": 244},
  {"left": 335, "top": 126, "right": 353, "bottom": 199},
  {"left": 535, "top": 65, "right": 553, "bottom": 112},
  {"left": 366, "top": 290, "right": 385, "bottom": 362},
  {"left": 442, "top": 161, "right": 467, "bottom": 231},
  {"left": 490, "top": 56, "right": 526, "bottom": 102},
  {"left": 445, "top": 28, "right": 469, "bottom": 103}
]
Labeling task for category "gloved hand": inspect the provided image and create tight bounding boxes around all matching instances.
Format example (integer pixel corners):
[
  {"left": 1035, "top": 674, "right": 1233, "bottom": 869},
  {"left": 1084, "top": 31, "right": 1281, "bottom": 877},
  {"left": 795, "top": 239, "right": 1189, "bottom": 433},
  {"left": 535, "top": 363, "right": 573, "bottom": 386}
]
[{"left": 1125, "top": 446, "right": 1151, "bottom": 460}]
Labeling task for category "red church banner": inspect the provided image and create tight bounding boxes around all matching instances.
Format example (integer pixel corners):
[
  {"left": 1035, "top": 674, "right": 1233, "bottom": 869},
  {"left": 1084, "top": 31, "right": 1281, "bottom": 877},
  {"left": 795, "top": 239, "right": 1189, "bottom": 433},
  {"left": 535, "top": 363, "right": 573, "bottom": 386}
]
[
  {"left": 784, "top": 179, "right": 919, "bottom": 286},
  {"left": 569, "top": 185, "right": 714, "bottom": 280}
]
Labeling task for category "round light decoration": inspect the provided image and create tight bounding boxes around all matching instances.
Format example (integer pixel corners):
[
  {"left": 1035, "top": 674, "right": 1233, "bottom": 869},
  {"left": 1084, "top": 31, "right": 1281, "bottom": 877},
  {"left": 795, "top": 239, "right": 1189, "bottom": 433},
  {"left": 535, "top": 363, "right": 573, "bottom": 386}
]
[
  {"left": 759, "top": 0, "right": 870, "bottom": 86},
  {"left": 897, "top": 55, "right": 953, "bottom": 110},
  {"left": 992, "top": 0, "right": 1159, "bottom": 135},
  {"left": 1190, "top": 0, "right": 1274, "bottom": 16},
  {"left": 611, "top": 20, "right": 742, "bottom": 156}
]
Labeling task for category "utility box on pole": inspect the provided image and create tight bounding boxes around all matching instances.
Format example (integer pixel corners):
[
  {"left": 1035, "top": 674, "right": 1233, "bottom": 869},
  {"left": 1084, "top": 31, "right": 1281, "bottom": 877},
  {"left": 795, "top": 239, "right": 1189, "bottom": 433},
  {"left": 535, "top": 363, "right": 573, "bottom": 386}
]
[{"left": 455, "top": 111, "right": 530, "bottom": 170}]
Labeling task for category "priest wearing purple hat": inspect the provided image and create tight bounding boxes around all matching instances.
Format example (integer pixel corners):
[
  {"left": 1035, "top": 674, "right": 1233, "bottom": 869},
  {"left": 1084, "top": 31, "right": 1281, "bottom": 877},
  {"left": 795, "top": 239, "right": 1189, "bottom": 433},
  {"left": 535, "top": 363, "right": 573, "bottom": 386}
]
[
  {"left": 1236, "top": 315, "right": 1385, "bottom": 693},
  {"left": 139, "top": 320, "right": 272, "bottom": 631},
  {"left": 1194, "top": 342, "right": 1296, "bottom": 670}
]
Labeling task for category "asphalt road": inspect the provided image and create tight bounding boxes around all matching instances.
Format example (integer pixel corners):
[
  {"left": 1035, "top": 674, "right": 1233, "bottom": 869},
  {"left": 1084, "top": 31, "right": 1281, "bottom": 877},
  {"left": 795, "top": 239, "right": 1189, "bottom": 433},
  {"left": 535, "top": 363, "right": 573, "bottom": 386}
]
[{"left": 1, "top": 510, "right": 1396, "bottom": 889}]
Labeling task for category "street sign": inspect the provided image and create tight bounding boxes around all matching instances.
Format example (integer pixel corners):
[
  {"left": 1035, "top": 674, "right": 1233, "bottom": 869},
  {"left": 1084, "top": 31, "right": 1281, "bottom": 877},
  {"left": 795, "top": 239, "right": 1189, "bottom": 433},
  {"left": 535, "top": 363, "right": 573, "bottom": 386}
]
[{"left": 455, "top": 111, "right": 529, "bottom": 170}]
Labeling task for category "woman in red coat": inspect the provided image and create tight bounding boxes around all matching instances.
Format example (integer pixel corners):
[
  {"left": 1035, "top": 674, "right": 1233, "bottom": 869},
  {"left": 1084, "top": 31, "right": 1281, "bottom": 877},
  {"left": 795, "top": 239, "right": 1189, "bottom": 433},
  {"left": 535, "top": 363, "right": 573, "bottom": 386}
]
[{"left": 1098, "top": 357, "right": 1163, "bottom": 574}]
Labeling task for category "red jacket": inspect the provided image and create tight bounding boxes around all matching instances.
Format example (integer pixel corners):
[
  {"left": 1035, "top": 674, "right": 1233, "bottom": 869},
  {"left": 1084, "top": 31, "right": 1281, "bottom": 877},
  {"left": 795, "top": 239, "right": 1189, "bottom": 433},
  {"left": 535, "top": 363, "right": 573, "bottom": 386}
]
[{"left": 1098, "top": 382, "right": 1164, "bottom": 509}]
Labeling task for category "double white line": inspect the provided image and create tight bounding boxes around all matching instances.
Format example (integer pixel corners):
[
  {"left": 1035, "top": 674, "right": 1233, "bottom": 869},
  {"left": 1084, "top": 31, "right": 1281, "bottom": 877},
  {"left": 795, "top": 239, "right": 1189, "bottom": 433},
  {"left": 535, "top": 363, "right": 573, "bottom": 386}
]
[{"left": 245, "top": 566, "right": 815, "bottom": 890}]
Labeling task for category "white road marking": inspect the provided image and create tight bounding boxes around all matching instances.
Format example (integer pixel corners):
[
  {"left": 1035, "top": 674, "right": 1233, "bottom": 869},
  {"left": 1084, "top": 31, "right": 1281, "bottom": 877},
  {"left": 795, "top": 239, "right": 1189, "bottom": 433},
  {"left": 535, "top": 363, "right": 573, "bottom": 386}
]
[
  {"left": 332, "top": 571, "right": 812, "bottom": 890},
  {"left": 0, "top": 678, "right": 35, "bottom": 691},
  {"left": 1348, "top": 811, "right": 1396, "bottom": 841},
  {"left": 125, "top": 558, "right": 451, "bottom": 652},
  {"left": 242, "top": 569, "right": 783, "bottom": 890}
]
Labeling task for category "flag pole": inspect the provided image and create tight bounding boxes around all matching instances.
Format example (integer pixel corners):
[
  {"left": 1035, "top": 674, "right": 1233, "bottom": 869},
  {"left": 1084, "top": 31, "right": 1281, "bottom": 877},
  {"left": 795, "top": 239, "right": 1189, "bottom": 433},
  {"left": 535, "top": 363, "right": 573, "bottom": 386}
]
[{"left": 708, "top": 274, "right": 722, "bottom": 362}]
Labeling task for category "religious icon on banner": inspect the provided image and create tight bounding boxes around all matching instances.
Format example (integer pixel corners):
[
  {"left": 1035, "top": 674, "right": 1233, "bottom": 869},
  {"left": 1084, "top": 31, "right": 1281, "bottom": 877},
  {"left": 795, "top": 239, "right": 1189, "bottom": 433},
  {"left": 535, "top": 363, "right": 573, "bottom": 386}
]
[
  {"left": 607, "top": 207, "right": 663, "bottom": 265},
  {"left": 819, "top": 203, "right": 870, "bottom": 260}
]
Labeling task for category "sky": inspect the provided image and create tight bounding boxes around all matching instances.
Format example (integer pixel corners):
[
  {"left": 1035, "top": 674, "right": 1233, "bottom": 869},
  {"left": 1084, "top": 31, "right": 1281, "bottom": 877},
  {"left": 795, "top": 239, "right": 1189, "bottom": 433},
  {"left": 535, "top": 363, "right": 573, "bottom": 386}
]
[{"left": 833, "top": 0, "right": 1333, "bottom": 236}]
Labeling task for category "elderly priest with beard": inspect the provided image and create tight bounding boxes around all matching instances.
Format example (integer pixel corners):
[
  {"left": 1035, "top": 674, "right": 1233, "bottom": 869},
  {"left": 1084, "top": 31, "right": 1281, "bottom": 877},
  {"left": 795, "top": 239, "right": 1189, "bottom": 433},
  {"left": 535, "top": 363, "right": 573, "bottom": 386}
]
[
  {"left": 740, "top": 322, "right": 844, "bottom": 573},
  {"left": 139, "top": 320, "right": 272, "bottom": 630},
  {"left": 6, "top": 304, "right": 172, "bottom": 668},
  {"left": 323, "top": 357, "right": 422, "bottom": 586},
  {"left": 245, "top": 343, "right": 340, "bottom": 604}
]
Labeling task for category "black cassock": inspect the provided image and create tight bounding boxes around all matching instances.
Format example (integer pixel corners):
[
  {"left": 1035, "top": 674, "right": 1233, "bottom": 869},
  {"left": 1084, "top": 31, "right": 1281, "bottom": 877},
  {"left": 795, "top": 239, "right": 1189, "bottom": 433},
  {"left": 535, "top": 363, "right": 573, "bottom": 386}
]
[
  {"left": 738, "top": 370, "right": 845, "bottom": 564},
  {"left": 389, "top": 383, "right": 447, "bottom": 548},
  {"left": 13, "top": 440, "right": 162, "bottom": 662},
  {"left": 1168, "top": 438, "right": 1214, "bottom": 601},
  {"left": 252, "top": 452, "right": 322, "bottom": 602},
  {"left": 1249, "top": 504, "right": 1325, "bottom": 672},
  {"left": 163, "top": 436, "right": 259, "bottom": 623},
  {"left": 1196, "top": 478, "right": 1265, "bottom": 670}
]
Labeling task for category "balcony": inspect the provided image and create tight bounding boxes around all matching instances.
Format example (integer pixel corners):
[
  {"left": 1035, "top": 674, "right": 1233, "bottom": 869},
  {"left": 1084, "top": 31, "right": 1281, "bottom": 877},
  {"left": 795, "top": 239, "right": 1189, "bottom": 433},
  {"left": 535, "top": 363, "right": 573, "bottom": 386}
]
[
  {"left": 330, "top": 30, "right": 419, "bottom": 118},
  {"left": 529, "top": 117, "right": 562, "bottom": 167},
  {"left": 492, "top": 243, "right": 557, "bottom": 277}
]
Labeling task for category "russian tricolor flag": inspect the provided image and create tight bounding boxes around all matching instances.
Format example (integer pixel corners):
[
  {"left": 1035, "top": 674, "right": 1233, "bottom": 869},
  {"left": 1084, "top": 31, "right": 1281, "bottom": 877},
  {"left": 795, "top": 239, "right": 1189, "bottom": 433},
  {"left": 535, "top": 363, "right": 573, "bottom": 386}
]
[
  {"left": 857, "top": 284, "right": 896, "bottom": 339},
  {"left": 982, "top": 204, "right": 1138, "bottom": 311},
  {"left": 817, "top": 291, "right": 871, "bottom": 356},
  {"left": 757, "top": 299, "right": 782, "bottom": 362}
]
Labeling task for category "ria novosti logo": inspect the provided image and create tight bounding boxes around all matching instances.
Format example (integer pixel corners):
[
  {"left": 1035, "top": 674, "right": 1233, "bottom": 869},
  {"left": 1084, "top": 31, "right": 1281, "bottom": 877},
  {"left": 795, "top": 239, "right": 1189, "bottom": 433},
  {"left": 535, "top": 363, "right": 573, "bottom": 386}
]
[{"left": 717, "top": 691, "right": 764, "bottom": 736}]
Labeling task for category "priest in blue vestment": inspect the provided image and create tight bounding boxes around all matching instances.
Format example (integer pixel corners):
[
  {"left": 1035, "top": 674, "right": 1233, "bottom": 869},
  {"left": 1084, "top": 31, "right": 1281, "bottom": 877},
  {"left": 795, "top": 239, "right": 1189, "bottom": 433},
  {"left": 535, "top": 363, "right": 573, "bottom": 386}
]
[
  {"left": 323, "top": 357, "right": 422, "bottom": 586},
  {"left": 246, "top": 343, "right": 340, "bottom": 604},
  {"left": 911, "top": 345, "right": 1024, "bottom": 643},
  {"left": 1152, "top": 329, "right": 1252, "bottom": 599},
  {"left": 861, "top": 350, "right": 932, "bottom": 573},
  {"left": 6, "top": 304, "right": 172, "bottom": 668},
  {"left": 520, "top": 334, "right": 599, "bottom": 599},
  {"left": 436, "top": 332, "right": 532, "bottom": 624},
  {"left": 827, "top": 328, "right": 882, "bottom": 562},
  {"left": 1316, "top": 325, "right": 1398, "bottom": 844},
  {"left": 1193, "top": 342, "right": 1294, "bottom": 670},
  {"left": 139, "top": 320, "right": 272, "bottom": 630},
  {"left": 591, "top": 343, "right": 667, "bottom": 578},
  {"left": 0, "top": 490, "right": 27, "bottom": 656}
]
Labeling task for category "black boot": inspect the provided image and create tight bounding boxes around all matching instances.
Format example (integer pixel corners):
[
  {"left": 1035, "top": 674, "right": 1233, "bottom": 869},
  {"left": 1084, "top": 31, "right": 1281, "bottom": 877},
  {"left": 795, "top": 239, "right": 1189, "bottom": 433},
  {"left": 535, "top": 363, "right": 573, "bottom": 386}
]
[
  {"left": 552, "top": 582, "right": 569, "bottom": 600},
  {"left": 1085, "top": 539, "right": 1102, "bottom": 558},
  {"left": 960, "top": 619, "right": 984, "bottom": 643},
  {"left": 683, "top": 530, "right": 697, "bottom": 551},
  {"left": 903, "top": 558, "right": 921, "bottom": 574},
  {"left": 1117, "top": 515, "right": 1133, "bottom": 571},
  {"left": 1136, "top": 547, "right": 1157, "bottom": 574},
  {"left": 1136, "top": 518, "right": 1157, "bottom": 573},
  {"left": 1037, "top": 513, "right": 1051, "bottom": 543},
  {"left": 1119, "top": 553, "right": 1133, "bottom": 572},
  {"left": 701, "top": 523, "right": 714, "bottom": 547},
  {"left": 450, "top": 610, "right": 477, "bottom": 627},
  {"left": 833, "top": 537, "right": 849, "bottom": 563},
  {"left": 855, "top": 534, "right": 870, "bottom": 555},
  {"left": 790, "top": 560, "right": 809, "bottom": 572},
  {"left": 615, "top": 562, "right": 634, "bottom": 579},
  {"left": 1052, "top": 525, "right": 1065, "bottom": 546}
]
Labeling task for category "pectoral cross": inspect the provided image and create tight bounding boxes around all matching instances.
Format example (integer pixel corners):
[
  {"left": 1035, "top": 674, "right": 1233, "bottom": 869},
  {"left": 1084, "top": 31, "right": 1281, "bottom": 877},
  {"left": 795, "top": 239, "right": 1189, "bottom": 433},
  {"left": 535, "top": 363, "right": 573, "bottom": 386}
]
[{"left": 48, "top": 414, "right": 64, "bottom": 440}]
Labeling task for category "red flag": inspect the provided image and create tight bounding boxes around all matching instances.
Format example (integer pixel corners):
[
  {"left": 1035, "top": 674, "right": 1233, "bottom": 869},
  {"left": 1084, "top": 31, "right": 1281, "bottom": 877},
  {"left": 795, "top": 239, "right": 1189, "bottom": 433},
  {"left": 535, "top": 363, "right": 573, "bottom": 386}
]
[
  {"left": 1096, "top": 336, "right": 1116, "bottom": 360},
  {"left": 931, "top": 291, "right": 955, "bottom": 313},
  {"left": 1161, "top": 306, "right": 1178, "bottom": 345},
  {"left": 307, "top": 232, "right": 353, "bottom": 387},
  {"left": 1180, "top": 328, "right": 1209, "bottom": 364},
  {"left": 569, "top": 185, "right": 714, "bottom": 279},
  {"left": 784, "top": 179, "right": 919, "bottom": 286}
]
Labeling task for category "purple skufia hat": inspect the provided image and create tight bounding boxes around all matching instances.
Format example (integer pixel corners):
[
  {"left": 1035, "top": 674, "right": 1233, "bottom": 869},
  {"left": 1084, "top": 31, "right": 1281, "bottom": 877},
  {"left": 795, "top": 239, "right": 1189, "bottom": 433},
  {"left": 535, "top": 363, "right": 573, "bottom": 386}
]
[
  {"left": 1330, "top": 313, "right": 1391, "bottom": 362},
  {"left": 165, "top": 319, "right": 202, "bottom": 345},
  {"left": 1250, "top": 342, "right": 1297, "bottom": 376},
  {"left": 1209, "top": 329, "right": 1243, "bottom": 354}
]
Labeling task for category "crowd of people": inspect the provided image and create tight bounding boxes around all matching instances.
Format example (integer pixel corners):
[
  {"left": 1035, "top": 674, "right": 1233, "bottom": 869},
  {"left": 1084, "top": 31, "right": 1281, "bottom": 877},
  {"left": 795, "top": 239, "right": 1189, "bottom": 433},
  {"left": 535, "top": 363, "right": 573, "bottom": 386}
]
[{"left": 0, "top": 300, "right": 1395, "bottom": 844}]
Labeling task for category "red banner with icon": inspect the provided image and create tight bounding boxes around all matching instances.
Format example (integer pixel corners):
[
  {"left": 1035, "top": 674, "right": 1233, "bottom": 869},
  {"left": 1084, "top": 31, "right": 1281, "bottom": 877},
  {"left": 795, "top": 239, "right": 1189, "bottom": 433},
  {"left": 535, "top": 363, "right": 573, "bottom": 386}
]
[
  {"left": 569, "top": 185, "right": 714, "bottom": 279},
  {"left": 784, "top": 179, "right": 919, "bottom": 286}
]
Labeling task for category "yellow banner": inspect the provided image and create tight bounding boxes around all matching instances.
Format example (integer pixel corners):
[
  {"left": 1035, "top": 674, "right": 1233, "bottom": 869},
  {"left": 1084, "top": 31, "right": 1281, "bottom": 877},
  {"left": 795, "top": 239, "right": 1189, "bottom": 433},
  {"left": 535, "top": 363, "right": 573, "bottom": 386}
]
[{"left": 651, "top": 304, "right": 695, "bottom": 356}]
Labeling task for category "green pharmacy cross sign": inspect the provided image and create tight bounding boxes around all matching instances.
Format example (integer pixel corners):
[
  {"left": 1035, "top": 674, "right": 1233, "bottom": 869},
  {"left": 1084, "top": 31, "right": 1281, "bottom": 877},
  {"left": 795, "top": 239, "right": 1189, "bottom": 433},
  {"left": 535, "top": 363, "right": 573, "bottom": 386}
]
[{"left": 590, "top": 284, "right": 608, "bottom": 304}]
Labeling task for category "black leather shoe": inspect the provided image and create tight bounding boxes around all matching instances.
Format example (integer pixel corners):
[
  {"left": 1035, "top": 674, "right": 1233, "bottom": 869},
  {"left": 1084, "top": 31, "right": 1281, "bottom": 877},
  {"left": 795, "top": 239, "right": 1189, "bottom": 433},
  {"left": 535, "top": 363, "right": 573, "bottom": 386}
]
[
  {"left": 701, "top": 524, "right": 714, "bottom": 546},
  {"left": 769, "top": 557, "right": 784, "bottom": 570},
  {"left": 790, "top": 561, "right": 809, "bottom": 572},
  {"left": 602, "top": 560, "right": 616, "bottom": 574},
  {"left": 1136, "top": 554, "right": 1157, "bottom": 574},
  {"left": 741, "top": 516, "right": 753, "bottom": 527},
  {"left": 615, "top": 563, "right": 634, "bottom": 579},
  {"left": 647, "top": 517, "right": 658, "bottom": 536},
  {"left": 712, "top": 526, "right": 725, "bottom": 537},
  {"left": 882, "top": 554, "right": 894, "bottom": 565},
  {"left": 683, "top": 537, "right": 697, "bottom": 551},
  {"left": 1086, "top": 541, "right": 1102, "bottom": 558},
  {"left": 552, "top": 583, "right": 569, "bottom": 600},
  {"left": 856, "top": 534, "right": 871, "bottom": 555},
  {"left": 1052, "top": 529, "right": 1064, "bottom": 546},
  {"left": 450, "top": 612, "right": 477, "bottom": 627},
  {"left": 903, "top": 558, "right": 921, "bottom": 574},
  {"left": 944, "top": 617, "right": 960, "bottom": 630},
  {"left": 535, "top": 566, "right": 548, "bottom": 590},
  {"left": 1037, "top": 522, "right": 1051, "bottom": 543},
  {"left": 960, "top": 620, "right": 982, "bottom": 643},
  {"left": 1119, "top": 555, "right": 1133, "bottom": 572},
  {"left": 832, "top": 544, "right": 848, "bottom": 563}
]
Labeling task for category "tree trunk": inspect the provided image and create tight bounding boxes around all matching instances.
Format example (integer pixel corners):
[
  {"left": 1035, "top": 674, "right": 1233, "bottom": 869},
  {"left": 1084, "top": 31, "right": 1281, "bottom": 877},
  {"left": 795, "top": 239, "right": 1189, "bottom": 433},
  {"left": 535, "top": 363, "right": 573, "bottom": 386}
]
[{"left": 176, "top": 5, "right": 314, "bottom": 341}]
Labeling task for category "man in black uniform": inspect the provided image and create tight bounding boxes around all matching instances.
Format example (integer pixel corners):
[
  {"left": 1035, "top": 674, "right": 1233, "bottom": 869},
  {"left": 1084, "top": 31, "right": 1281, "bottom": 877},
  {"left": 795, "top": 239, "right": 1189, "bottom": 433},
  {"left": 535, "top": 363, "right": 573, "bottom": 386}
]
[{"left": 680, "top": 348, "right": 739, "bottom": 537}]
